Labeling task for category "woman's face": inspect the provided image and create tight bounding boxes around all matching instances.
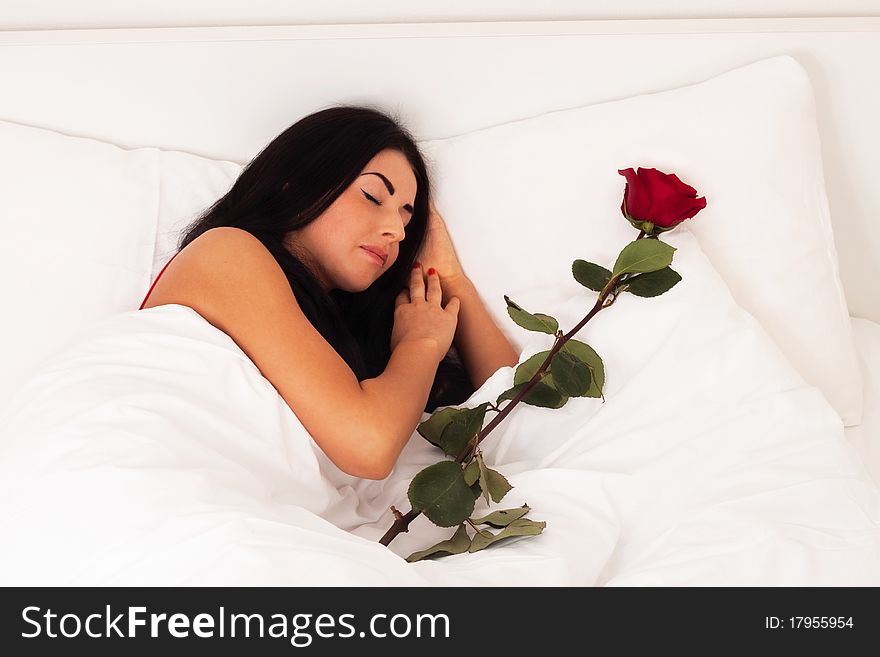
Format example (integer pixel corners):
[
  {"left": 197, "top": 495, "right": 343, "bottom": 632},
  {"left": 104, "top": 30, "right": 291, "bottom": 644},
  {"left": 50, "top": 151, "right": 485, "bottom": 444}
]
[{"left": 284, "top": 148, "right": 417, "bottom": 293}]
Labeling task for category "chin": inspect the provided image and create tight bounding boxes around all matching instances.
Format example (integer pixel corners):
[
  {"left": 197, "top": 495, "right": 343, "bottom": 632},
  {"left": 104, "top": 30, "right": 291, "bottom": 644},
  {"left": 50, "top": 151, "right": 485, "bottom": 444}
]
[
  {"left": 339, "top": 276, "right": 374, "bottom": 294},
  {"left": 342, "top": 259, "right": 390, "bottom": 292}
]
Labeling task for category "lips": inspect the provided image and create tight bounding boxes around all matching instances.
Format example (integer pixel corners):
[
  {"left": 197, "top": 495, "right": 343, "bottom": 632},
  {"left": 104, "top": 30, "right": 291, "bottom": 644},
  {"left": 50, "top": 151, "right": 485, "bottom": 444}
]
[{"left": 360, "top": 245, "right": 387, "bottom": 265}]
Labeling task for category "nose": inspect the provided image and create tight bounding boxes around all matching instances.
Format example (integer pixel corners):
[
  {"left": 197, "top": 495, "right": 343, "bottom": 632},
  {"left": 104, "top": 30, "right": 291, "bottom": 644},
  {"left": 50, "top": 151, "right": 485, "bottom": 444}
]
[{"left": 381, "top": 211, "right": 406, "bottom": 242}]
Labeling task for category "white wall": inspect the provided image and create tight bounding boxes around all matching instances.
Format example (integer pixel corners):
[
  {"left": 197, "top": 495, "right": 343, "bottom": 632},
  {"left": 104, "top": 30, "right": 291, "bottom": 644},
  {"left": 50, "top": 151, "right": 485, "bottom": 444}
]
[{"left": 0, "top": 0, "right": 878, "bottom": 30}]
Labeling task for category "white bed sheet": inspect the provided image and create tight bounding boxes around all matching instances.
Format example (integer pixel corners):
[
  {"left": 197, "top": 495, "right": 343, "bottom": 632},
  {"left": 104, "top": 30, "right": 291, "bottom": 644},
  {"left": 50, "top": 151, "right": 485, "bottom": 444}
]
[
  {"left": 846, "top": 318, "right": 880, "bottom": 488},
  {"left": 1, "top": 230, "right": 878, "bottom": 586}
]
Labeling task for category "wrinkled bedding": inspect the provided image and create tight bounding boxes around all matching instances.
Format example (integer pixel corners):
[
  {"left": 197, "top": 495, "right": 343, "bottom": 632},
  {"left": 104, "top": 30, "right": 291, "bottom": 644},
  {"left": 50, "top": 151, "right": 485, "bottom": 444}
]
[{"left": 1, "top": 231, "right": 877, "bottom": 585}]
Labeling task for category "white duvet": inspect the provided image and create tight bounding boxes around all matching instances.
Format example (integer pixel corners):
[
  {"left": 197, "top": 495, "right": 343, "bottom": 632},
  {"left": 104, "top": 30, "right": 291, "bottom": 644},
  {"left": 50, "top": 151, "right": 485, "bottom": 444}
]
[{"left": 1, "top": 230, "right": 878, "bottom": 586}]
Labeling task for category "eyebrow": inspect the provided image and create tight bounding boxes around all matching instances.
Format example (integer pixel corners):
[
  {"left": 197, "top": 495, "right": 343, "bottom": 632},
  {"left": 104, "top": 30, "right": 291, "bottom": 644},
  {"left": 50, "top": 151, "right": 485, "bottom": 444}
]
[{"left": 360, "top": 171, "right": 414, "bottom": 215}]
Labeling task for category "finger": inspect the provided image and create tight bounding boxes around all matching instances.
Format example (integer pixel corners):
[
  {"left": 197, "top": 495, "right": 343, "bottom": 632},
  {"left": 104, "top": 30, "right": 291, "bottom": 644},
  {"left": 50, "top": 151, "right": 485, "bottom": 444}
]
[
  {"left": 425, "top": 267, "right": 441, "bottom": 304},
  {"left": 394, "top": 287, "right": 409, "bottom": 308},
  {"left": 444, "top": 295, "right": 461, "bottom": 317},
  {"left": 410, "top": 262, "right": 426, "bottom": 301}
]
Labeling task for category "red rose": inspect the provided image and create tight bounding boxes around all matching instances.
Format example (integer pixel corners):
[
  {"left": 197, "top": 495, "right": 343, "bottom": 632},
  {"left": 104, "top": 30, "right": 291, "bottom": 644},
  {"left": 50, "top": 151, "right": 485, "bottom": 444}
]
[{"left": 618, "top": 167, "right": 707, "bottom": 233}]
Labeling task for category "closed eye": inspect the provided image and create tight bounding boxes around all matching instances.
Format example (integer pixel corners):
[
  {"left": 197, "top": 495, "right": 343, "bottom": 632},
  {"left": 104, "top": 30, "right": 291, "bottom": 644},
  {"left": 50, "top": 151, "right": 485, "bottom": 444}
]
[
  {"left": 362, "top": 188, "right": 410, "bottom": 233},
  {"left": 362, "top": 189, "right": 381, "bottom": 206}
]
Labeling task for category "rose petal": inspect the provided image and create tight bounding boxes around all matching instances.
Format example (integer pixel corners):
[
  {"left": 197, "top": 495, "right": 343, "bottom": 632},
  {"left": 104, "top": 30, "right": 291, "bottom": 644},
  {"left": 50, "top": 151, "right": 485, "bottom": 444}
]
[
  {"left": 618, "top": 168, "right": 652, "bottom": 218},
  {"left": 639, "top": 168, "right": 681, "bottom": 223},
  {"left": 668, "top": 171, "right": 700, "bottom": 197},
  {"left": 677, "top": 196, "right": 708, "bottom": 222},
  {"left": 638, "top": 168, "right": 707, "bottom": 226}
]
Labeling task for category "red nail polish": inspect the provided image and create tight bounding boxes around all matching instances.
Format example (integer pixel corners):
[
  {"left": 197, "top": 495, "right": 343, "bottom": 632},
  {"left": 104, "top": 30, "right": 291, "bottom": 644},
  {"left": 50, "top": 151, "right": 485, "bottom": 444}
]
[
  {"left": 427, "top": 267, "right": 436, "bottom": 276},
  {"left": 412, "top": 262, "right": 420, "bottom": 269}
]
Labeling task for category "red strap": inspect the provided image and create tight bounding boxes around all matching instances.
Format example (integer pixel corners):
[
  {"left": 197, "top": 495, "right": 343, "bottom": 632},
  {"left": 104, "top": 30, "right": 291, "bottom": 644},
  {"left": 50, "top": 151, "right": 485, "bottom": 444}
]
[{"left": 138, "top": 252, "right": 179, "bottom": 310}]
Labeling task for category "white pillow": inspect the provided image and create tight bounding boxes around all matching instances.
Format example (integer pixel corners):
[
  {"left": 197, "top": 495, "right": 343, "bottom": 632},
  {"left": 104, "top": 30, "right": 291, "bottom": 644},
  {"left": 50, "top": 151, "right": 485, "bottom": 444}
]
[
  {"left": 0, "top": 121, "right": 242, "bottom": 420},
  {"left": 0, "top": 120, "right": 157, "bottom": 416},
  {"left": 151, "top": 150, "right": 240, "bottom": 281},
  {"left": 419, "top": 55, "right": 862, "bottom": 426}
]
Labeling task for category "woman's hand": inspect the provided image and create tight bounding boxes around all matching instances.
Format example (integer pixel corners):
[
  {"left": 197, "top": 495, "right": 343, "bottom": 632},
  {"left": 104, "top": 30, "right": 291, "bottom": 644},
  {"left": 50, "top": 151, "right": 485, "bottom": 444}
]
[
  {"left": 390, "top": 263, "right": 461, "bottom": 363},
  {"left": 415, "top": 198, "right": 469, "bottom": 298}
]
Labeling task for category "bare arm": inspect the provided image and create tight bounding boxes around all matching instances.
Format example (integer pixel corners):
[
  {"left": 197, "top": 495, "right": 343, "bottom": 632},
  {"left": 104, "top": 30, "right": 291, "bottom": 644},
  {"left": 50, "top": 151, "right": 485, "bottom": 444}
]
[
  {"left": 358, "top": 339, "right": 444, "bottom": 473},
  {"left": 442, "top": 275, "right": 521, "bottom": 391}
]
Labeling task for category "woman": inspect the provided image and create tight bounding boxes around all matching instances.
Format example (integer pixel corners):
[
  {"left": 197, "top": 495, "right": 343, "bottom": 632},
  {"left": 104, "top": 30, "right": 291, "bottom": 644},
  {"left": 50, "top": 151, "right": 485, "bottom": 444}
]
[{"left": 139, "top": 105, "right": 520, "bottom": 480}]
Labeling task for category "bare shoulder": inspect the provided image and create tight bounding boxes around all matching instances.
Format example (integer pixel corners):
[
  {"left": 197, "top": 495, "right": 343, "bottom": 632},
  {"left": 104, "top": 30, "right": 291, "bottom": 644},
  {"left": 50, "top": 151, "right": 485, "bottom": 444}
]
[
  {"left": 186, "top": 225, "right": 272, "bottom": 260},
  {"left": 181, "top": 226, "right": 282, "bottom": 284},
  {"left": 142, "top": 226, "right": 291, "bottom": 314}
]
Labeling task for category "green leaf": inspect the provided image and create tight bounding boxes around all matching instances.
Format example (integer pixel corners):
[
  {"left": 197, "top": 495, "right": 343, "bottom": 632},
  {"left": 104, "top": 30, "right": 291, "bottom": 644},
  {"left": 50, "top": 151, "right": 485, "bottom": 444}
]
[
  {"left": 511, "top": 345, "right": 598, "bottom": 402},
  {"left": 486, "top": 468, "right": 513, "bottom": 504},
  {"left": 622, "top": 267, "right": 682, "bottom": 297},
  {"left": 496, "top": 380, "right": 568, "bottom": 409},
  {"left": 405, "top": 524, "right": 471, "bottom": 563},
  {"left": 572, "top": 260, "right": 612, "bottom": 292},
  {"left": 407, "top": 461, "right": 476, "bottom": 528},
  {"left": 514, "top": 350, "right": 551, "bottom": 386},
  {"left": 463, "top": 460, "right": 480, "bottom": 486},
  {"left": 475, "top": 453, "right": 491, "bottom": 506},
  {"left": 468, "top": 518, "right": 547, "bottom": 553},
  {"left": 474, "top": 453, "right": 513, "bottom": 505},
  {"left": 504, "top": 295, "right": 559, "bottom": 335},
  {"left": 611, "top": 239, "right": 676, "bottom": 278},
  {"left": 438, "top": 403, "right": 490, "bottom": 458},
  {"left": 471, "top": 504, "right": 531, "bottom": 528},
  {"left": 416, "top": 406, "right": 459, "bottom": 448},
  {"left": 514, "top": 349, "right": 578, "bottom": 393},
  {"left": 550, "top": 350, "right": 592, "bottom": 397},
  {"left": 559, "top": 340, "right": 605, "bottom": 398}
]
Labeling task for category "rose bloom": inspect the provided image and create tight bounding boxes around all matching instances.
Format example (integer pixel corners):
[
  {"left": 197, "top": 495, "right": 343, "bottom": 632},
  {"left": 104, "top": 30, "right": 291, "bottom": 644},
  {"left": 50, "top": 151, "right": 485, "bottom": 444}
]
[{"left": 618, "top": 167, "right": 707, "bottom": 233}]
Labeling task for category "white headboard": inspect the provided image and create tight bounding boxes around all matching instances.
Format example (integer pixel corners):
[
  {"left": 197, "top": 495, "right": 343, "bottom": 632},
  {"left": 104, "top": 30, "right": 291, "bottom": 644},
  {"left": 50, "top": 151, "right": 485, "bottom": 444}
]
[{"left": 1, "top": 17, "right": 878, "bottom": 320}]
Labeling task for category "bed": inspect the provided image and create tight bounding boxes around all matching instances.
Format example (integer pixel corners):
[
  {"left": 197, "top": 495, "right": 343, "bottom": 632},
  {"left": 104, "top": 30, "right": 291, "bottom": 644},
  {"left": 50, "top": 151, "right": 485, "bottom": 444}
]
[{"left": 0, "top": 16, "right": 878, "bottom": 585}]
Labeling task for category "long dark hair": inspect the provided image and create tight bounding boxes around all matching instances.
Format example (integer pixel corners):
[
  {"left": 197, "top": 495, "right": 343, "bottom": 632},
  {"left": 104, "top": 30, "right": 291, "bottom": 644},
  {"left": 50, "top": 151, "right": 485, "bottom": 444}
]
[{"left": 177, "top": 104, "right": 474, "bottom": 413}]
